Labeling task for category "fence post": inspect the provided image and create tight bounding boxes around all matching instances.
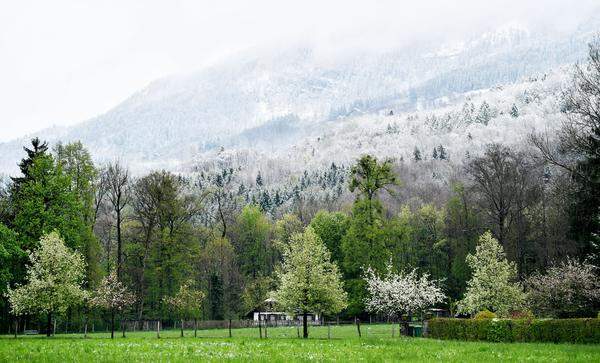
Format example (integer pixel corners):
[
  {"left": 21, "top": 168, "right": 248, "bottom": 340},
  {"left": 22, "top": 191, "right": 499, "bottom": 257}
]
[
  {"left": 122, "top": 320, "right": 126, "bottom": 338},
  {"left": 84, "top": 321, "right": 88, "bottom": 338},
  {"left": 157, "top": 320, "right": 160, "bottom": 339},
  {"left": 296, "top": 320, "right": 300, "bottom": 338},
  {"left": 264, "top": 319, "right": 268, "bottom": 339},
  {"left": 194, "top": 319, "right": 198, "bottom": 338},
  {"left": 356, "top": 318, "right": 361, "bottom": 338},
  {"left": 228, "top": 319, "right": 232, "bottom": 338},
  {"left": 327, "top": 322, "right": 331, "bottom": 340},
  {"left": 14, "top": 318, "right": 17, "bottom": 338},
  {"left": 258, "top": 317, "right": 263, "bottom": 339}
]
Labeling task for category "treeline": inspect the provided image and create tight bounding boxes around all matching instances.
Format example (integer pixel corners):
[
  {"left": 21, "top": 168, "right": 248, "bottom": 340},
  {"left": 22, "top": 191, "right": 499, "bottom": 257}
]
[{"left": 1, "top": 42, "right": 599, "bottom": 333}]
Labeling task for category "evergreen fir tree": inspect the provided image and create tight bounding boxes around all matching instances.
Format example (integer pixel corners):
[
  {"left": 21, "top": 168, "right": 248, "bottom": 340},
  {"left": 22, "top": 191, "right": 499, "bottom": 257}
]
[
  {"left": 438, "top": 145, "right": 447, "bottom": 160},
  {"left": 476, "top": 101, "right": 492, "bottom": 125},
  {"left": 255, "top": 171, "right": 263, "bottom": 187},
  {"left": 413, "top": 147, "right": 422, "bottom": 162},
  {"left": 510, "top": 103, "right": 519, "bottom": 118},
  {"left": 11, "top": 137, "right": 48, "bottom": 191}
]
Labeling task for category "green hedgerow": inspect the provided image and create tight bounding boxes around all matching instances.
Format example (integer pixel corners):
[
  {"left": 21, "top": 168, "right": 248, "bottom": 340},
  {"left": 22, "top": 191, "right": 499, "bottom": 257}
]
[{"left": 474, "top": 310, "right": 497, "bottom": 320}]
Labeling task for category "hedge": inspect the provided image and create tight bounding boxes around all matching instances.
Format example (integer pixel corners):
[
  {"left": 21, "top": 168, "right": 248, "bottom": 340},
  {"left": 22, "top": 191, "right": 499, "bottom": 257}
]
[{"left": 428, "top": 318, "right": 600, "bottom": 344}]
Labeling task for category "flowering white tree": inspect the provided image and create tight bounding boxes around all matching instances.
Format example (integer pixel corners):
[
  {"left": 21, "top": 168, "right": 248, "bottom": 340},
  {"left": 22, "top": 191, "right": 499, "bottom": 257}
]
[
  {"left": 525, "top": 259, "right": 600, "bottom": 318},
  {"left": 363, "top": 263, "right": 445, "bottom": 321},
  {"left": 458, "top": 231, "right": 526, "bottom": 317},
  {"left": 6, "top": 232, "right": 87, "bottom": 337},
  {"left": 89, "top": 271, "right": 136, "bottom": 339}
]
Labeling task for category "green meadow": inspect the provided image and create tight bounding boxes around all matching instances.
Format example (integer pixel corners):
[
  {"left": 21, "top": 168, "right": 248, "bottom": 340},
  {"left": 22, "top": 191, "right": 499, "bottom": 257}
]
[{"left": 1, "top": 324, "right": 599, "bottom": 362}]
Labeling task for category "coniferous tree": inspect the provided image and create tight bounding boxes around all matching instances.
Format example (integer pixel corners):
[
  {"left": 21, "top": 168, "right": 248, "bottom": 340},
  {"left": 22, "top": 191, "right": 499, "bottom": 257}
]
[
  {"left": 413, "top": 147, "right": 422, "bottom": 162},
  {"left": 12, "top": 151, "right": 87, "bottom": 252},
  {"left": 438, "top": 145, "right": 447, "bottom": 160},
  {"left": 255, "top": 172, "right": 263, "bottom": 187},
  {"left": 510, "top": 103, "right": 519, "bottom": 118},
  {"left": 11, "top": 137, "right": 49, "bottom": 192}
]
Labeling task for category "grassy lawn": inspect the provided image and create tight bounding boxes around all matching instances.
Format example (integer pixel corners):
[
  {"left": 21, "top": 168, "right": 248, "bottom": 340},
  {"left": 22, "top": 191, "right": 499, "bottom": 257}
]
[{"left": 1, "top": 324, "right": 599, "bottom": 362}]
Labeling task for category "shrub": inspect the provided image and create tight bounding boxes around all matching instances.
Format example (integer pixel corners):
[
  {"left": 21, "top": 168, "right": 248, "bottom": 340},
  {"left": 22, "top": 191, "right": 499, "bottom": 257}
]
[
  {"left": 474, "top": 310, "right": 496, "bottom": 320},
  {"left": 510, "top": 310, "right": 534, "bottom": 321},
  {"left": 428, "top": 318, "right": 600, "bottom": 344}
]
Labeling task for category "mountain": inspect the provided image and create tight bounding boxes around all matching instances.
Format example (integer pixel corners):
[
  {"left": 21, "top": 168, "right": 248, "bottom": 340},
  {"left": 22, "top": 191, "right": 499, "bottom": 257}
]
[{"left": 0, "top": 16, "right": 597, "bottom": 176}]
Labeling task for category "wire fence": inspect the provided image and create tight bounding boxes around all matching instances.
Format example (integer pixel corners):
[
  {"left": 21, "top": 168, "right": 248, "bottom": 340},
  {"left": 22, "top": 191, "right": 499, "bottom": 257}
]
[{"left": 4, "top": 318, "right": 429, "bottom": 339}]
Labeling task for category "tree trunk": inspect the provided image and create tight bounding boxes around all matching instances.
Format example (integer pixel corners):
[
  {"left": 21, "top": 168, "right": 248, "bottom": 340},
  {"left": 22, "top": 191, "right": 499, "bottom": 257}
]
[
  {"left": 195, "top": 318, "right": 198, "bottom": 338},
  {"left": 111, "top": 311, "right": 115, "bottom": 339},
  {"left": 302, "top": 312, "right": 308, "bottom": 339},
  {"left": 356, "top": 318, "right": 361, "bottom": 338},
  {"left": 117, "top": 209, "right": 122, "bottom": 279},
  {"left": 228, "top": 319, "right": 232, "bottom": 338},
  {"left": 46, "top": 312, "right": 52, "bottom": 337},
  {"left": 181, "top": 319, "right": 184, "bottom": 338},
  {"left": 122, "top": 318, "right": 126, "bottom": 338},
  {"left": 258, "top": 316, "right": 262, "bottom": 338}
]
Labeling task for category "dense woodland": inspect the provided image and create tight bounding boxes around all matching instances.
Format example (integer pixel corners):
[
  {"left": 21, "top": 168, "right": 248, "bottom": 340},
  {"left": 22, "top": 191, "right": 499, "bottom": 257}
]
[{"left": 0, "top": 43, "right": 599, "bottom": 333}]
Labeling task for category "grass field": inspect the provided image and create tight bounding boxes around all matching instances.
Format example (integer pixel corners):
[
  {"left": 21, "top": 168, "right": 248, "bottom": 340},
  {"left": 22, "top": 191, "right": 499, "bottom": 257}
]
[{"left": 1, "top": 324, "right": 600, "bottom": 362}]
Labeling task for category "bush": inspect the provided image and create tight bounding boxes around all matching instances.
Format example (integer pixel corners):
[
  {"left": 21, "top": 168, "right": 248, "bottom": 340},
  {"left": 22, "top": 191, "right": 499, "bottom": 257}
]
[
  {"left": 428, "top": 318, "right": 600, "bottom": 344},
  {"left": 510, "top": 310, "right": 534, "bottom": 321},
  {"left": 474, "top": 310, "right": 497, "bottom": 320}
]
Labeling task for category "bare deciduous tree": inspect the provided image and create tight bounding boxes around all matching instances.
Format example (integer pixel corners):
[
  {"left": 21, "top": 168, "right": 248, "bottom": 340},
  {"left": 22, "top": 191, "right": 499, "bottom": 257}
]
[{"left": 105, "top": 161, "right": 130, "bottom": 279}]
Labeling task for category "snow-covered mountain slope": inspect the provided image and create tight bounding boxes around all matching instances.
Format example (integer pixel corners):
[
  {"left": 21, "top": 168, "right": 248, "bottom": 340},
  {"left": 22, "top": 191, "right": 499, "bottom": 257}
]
[
  {"left": 187, "top": 68, "right": 569, "bottom": 185},
  {"left": 0, "top": 16, "right": 597, "bottom": 176}
]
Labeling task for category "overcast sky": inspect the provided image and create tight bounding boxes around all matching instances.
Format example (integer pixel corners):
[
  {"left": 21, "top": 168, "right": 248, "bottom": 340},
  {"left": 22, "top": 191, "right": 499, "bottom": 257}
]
[{"left": 0, "top": 0, "right": 597, "bottom": 142}]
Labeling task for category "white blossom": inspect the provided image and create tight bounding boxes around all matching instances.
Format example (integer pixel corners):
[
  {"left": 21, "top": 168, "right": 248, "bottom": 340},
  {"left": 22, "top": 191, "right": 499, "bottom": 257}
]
[{"left": 363, "top": 262, "right": 445, "bottom": 319}]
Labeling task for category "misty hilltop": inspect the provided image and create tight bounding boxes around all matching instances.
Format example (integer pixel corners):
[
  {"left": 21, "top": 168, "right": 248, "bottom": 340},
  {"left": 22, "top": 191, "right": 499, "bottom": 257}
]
[{"left": 0, "top": 16, "right": 597, "bottom": 176}]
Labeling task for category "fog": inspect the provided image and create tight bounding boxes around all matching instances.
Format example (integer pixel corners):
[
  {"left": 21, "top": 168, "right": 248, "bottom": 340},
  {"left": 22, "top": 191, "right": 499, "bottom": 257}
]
[{"left": 0, "top": 0, "right": 597, "bottom": 141}]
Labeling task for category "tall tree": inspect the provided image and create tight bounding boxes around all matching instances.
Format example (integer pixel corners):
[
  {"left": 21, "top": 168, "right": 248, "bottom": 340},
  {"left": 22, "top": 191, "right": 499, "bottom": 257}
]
[
  {"left": 199, "top": 236, "right": 242, "bottom": 320},
  {"left": 531, "top": 40, "right": 600, "bottom": 259},
  {"left": 466, "top": 143, "right": 539, "bottom": 265},
  {"left": 12, "top": 150, "right": 87, "bottom": 252},
  {"left": 0, "top": 224, "right": 23, "bottom": 310},
  {"left": 309, "top": 210, "right": 349, "bottom": 266},
  {"left": 275, "top": 227, "right": 347, "bottom": 338},
  {"left": 10, "top": 137, "right": 48, "bottom": 192},
  {"left": 444, "top": 182, "right": 480, "bottom": 298},
  {"left": 105, "top": 162, "right": 130, "bottom": 279},
  {"left": 342, "top": 155, "right": 399, "bottom": 316},
  {"left": 272, "top": 213, "right": 304, "bottom": 263},
  {"left": 348, "top": 155, "right": 398, "bottom": 223},
  {"left": 234, "top": 205, "right": 271, "bottom": 278},
  {"left": 55, "top": 141, "right": 102, "bottom": 286}
]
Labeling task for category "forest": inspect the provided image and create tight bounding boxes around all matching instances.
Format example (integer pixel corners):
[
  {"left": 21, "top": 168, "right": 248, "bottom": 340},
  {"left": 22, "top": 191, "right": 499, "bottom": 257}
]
[{"left": 0, "top": 43, "right": 599, "bottom": 334}]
